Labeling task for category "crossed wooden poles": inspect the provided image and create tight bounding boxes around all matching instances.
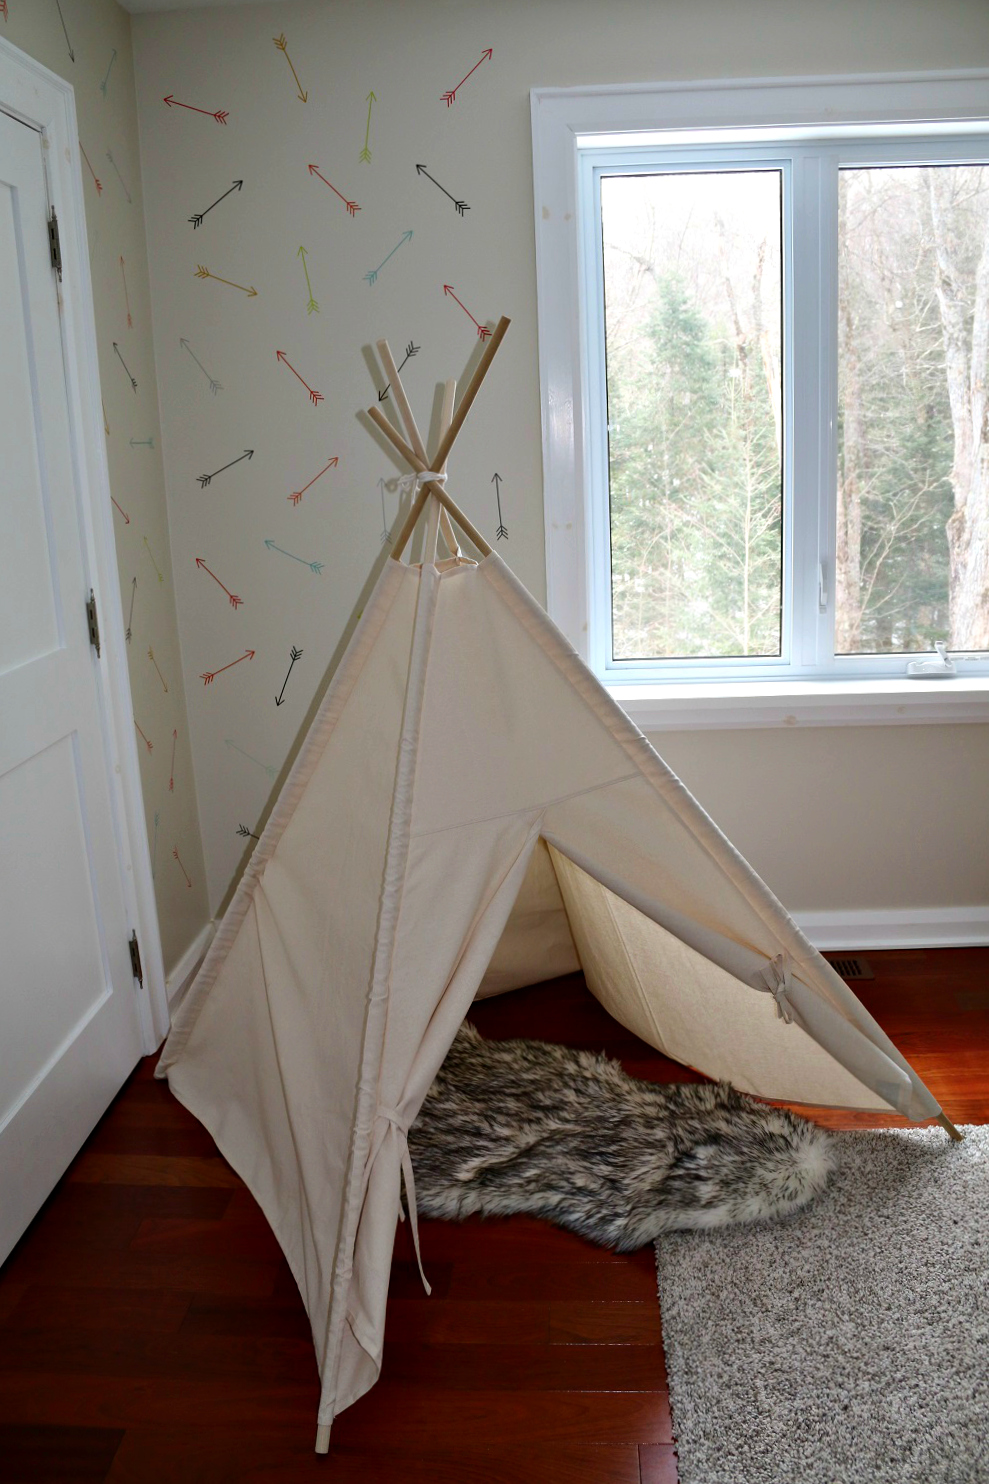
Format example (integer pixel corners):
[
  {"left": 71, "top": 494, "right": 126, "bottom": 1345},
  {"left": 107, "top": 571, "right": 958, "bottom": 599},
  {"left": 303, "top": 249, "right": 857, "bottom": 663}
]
[{"left": 366, "top": 315, "right": 511, "bottom": 561}]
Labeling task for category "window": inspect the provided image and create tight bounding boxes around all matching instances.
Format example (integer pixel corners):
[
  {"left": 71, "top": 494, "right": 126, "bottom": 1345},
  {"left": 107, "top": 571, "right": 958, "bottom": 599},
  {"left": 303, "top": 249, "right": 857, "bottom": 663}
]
[{"left": 532, "top": 74, "right": 989, "bottom": 713}]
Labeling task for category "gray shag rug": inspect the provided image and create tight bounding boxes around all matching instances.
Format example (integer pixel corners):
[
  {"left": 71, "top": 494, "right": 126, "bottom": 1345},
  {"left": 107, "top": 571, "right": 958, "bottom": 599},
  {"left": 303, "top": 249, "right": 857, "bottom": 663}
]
[{"left": 655, "top": 1123, "right": 989, "bottom": 1484}]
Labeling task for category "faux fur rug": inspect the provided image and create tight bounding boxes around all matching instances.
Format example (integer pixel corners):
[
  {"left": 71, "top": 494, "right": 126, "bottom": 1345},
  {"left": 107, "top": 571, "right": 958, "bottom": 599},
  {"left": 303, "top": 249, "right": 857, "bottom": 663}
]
[
  {"left": 410, "top": 1025, "right": 834, "bottom": 1250},
  {"left": 656, "top": 1123, "right": 989, "bottom": 1484}
]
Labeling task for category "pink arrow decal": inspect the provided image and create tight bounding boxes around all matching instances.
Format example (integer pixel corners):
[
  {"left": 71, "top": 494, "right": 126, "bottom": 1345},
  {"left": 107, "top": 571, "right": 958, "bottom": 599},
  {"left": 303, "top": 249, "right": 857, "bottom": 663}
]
[
  {"left": 134, "top": 719, "right": 153, "bottom": 753},
  {"left": 441, "top": 47, "right": 492, "bottom": 106},
  {"left": 164, "top": 93, "right": 228, "bottom": 124},
  {"left": 289, "top": 455, "right": 338, "bottom": 505},
  {"left": 172, "top": 846, "right": 193, "bottom": 888},
  {"left": 443, "top": 283, "right": 491, "bottom": 339},
  {"left": 169, "top": 728, "right": 177, "bottom": 792},
  {"left": 79, "top": 140, "right": 102, "bottom": 195},
  {"left": 200, "top": 649, "right": 255, "bottom": 685},
  {"left": 276, "top": 349, "right": 323, "bottom": 406},
  {"left": 196, "top": 556, "right": 243, "bottom": 607},
  {"left": 308, "top": 164, "right": 359, "bottom": 216},
  {"left": 111, "top": 496, "right": 130, "bottom": 525}
]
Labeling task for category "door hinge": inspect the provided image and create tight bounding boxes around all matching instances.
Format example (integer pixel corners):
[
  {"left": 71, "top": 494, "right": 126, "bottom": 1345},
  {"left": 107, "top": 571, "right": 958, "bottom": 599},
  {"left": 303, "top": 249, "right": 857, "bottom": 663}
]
[
  {"left": 48, "top": 205, "right": 62, "bottom": 281},
  {"left": 86, "top": 589, "right": 101, "bottom": 656},
  {"left": 129, "top": 931, "right": 144, "bottom": 987}
]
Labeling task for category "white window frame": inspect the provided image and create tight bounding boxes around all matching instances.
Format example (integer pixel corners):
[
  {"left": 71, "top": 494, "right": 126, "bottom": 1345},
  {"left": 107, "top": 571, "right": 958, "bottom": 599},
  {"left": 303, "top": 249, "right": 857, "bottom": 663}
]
[{"left": 531, "top": 71, "right": 989, "bottom": 728}]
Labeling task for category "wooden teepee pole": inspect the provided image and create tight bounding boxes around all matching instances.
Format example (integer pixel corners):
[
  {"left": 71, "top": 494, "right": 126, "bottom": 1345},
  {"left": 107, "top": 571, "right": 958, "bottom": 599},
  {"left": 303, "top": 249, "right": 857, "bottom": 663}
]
[{"left": 376, "top": 340, "right": 459, "bottom": 557}]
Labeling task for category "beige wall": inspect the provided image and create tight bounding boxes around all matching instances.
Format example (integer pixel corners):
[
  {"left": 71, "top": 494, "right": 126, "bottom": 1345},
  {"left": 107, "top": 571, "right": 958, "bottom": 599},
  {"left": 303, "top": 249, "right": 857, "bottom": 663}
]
[
  {"left": 130, "top": 0, "right": 989, "bottom": 923},
  {"left": 5, "top": 0, "right": 208, "bottom": 972}
]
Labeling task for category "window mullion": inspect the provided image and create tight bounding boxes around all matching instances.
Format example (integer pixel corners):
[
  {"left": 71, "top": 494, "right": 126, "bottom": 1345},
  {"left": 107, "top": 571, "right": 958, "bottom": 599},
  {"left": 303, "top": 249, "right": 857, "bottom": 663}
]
[{"left": 789, "top": 149, "right": 838, "bottom": 674}]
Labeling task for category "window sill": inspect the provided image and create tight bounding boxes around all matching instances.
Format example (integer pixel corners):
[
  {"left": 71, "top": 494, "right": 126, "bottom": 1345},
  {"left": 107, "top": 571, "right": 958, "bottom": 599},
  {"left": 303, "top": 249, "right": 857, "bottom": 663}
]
[{"left": 606, "top": 676, "right": 989, "bottom": 731}]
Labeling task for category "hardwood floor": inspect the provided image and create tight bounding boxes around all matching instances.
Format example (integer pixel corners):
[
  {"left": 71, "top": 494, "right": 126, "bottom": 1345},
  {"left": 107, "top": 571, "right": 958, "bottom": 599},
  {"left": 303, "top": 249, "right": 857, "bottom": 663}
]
[{"left": 0, "top": 947, "right": 986, "bottom": 1483}]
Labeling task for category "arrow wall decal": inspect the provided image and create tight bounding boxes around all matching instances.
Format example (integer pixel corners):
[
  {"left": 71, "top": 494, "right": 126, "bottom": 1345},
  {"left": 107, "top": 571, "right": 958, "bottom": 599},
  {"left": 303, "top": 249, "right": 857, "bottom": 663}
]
[
  {"left": 308, "top": 164, "right": 359, "bottom": 216},
  {"left": 276, "top": 349, "right": 322, "bottom": 406},
  {"left": 441, "top": 47, "right": 492, "bottom": 106},
  {"left": 236, "top": 824, "right": 260, "bottom": 840},
  {"left": 111, "top": 496, "right": 130, "bottom": 525},
  {"left": 119, "top": 256, "right": 133, "bottom": 327},
  {"left": 172, "top": 846, "right": 192, "bottom": 889},
  {"left": 225, "top": 739, "right": 276, "bottom": 778},
  {"left": 264, "top": 539, "right": 323, "bottom": 575},
  {"left": 164, "top": 94, "right": 228, "bottom": 125},
  {"left": 196, "top": 556, "right": 243, "bottom": 608},
  {"left": 143, "top": 536, "right": 164, "bottom": 584},
  {"left": 492, "top": 471, "right": 508, "bottom": 539},
  {"left": 360, "top": 90, "right": 376, "bottom": 162},
  {"left": 297, "top": 245, "right": 318, "bottom": 314},
  {"left": 364, "top": 229, "right": 412, "bottom": 285},
  {"left": 79, "top": 141, "right": 102, "bottom": 195},
  {"left": 130, "top": 437, "right": 154, "bottom": 448},
  {"left": 289, "top": 454, "right": 337, "bottom": 505},
  {"left": 106, "top": 150, "right": 132, "bottom": 204},
  {"left": 379, "top": 477, "right": 392, "bottom": 545},
  {"left": 197, "top": 448, "right": 253, "bottom": 488},
  {"left": 378, "top": 340, "right": 420, "bottom": 401},
  {"left": 180, "top": 336, "right": 222, "bottom": 394},
  {"left": 169, "top": 729, "right": 178, "bottom": 792},
  {"left": 195, "top": 265, "right": 257, "bottom": 297},
  {"left": 200, "top": 649, "right": 255, "bottom": 685},
  {"left": 55, "top": 0, "right": 74, "bottom": 62},
  {"left": 100, "top": 49, "right": 116, "bottom": 99},
  {"left": 126, "top": 577, "right": 137, "bottom": 642},
  {"left": 112, "top": 340, "right": 137, "bottom": 391},
  {"left": 148, "top": 646, "right": 168, "bottom": 693},
  {"left": 189, "top": 179, "right": 243, "bottom": 230},
  {"left": 416, "top": 164, "right": 468, "bottom": 215},
  {"left": 275, "top": 645, "right": 303, "bottom": 706},
  {"left": 134, "top": 719, "right": 153, "bottom": 754},
  {"left": 273, "top": 33, "right": 307, "bottom": 101},
  {"left": 443, "top": 283, "right": 490, "bottom": 339}
]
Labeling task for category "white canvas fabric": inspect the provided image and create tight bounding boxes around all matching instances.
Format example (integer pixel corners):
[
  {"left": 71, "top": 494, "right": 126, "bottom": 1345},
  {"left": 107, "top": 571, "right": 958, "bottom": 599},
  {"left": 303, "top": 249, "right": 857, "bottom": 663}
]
[{"left": 157, "top": 534, "right": 943, "bottom": 1451}]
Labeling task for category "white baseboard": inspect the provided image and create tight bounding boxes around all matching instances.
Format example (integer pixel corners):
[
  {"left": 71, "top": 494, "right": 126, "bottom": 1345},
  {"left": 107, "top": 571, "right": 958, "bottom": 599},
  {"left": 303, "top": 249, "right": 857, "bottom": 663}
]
[
  {"left": 164, "top": 921, "right": 216, "bottom": 1014},
  {"left": 793, "top": 906, "right": 989, "bottom": 951}
]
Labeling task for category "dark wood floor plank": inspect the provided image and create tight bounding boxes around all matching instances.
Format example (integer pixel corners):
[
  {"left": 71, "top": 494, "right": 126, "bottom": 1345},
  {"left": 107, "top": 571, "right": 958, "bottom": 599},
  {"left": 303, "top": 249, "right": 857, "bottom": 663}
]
[
  {"left": 67, "top": 1152, "right": 242, "bottom": 1188},
  {"left": 0, "top": 1424, "right": 123, "bottom": 1483},
  {"left": 384, "top": 1296, "right": 551, "bottom": 1345},
  {"left": 105, "top": 1430, "right": 641, "bottom": 1484},
  {"left": 548, "top": 1299, "right": 663, "bottom": 1347},
  {"left": 380, "top": 1341, "right": 666, "bottom": 1391},
  {"left": 0, "top": 1285, "right": 191, "bottom": 1336},
  {"left": 446, "top": 1255, "right": 658, "bottom": 1302},
  {"left": 330, "top": 1387, "right": 673, "bottom": 1446},
  {"left": 0, "top": 1374, "right": 319, "bottom": 1429},
  {"left": 640, "top": 1444, "right": 681, "bottom": 1483}
]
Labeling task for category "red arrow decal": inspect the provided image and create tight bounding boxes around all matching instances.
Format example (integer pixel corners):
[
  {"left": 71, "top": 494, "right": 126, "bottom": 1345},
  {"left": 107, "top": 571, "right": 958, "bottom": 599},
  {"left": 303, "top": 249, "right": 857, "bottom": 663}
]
[
  {"left": 308, "top": 164, "right": 359, "bottom": 216},
  {"left": 443, "top": 284, "right": 491, "bottom": 339},
  {"left": 111, "top": 496, "right": 130, "bottom": 524},
  {"left": 200, "top": 649, "right": 255, "bottom": 685},
  {"left": 289, "top": 455, "right": 338, "bottom": 505},
  {"left": 79, "top": 140, "right": 102, "bottom": 195},
  {"left": 196, "top": 556, "right": 243, "bottom": 607},
  {"left": 164, "top": 94, "right": 228, "bottom": 124},
  {"left": 119, "top": 256, "right": 133, "bottom": 329},
  {"left": 169, "top": 729, "right": 177, "bottom": 792},
  {"left": 172, "top": 846, "right": 193, "bottom": 888},
  {"left": 441, "top": 47, "right": 492, "bottom": 106},
  {"left": 134, "top": 719, "right": 153, "bottom": 753},
  {"left": 276, "top": 349, "right": 323, "bottom": 406}
]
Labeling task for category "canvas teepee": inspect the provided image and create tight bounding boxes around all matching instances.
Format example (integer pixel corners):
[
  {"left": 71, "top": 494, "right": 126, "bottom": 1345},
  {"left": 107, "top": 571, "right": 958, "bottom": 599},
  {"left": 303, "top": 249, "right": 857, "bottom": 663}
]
[{"left": 156, "top": 318, "right": 956, "bottom": 1453}]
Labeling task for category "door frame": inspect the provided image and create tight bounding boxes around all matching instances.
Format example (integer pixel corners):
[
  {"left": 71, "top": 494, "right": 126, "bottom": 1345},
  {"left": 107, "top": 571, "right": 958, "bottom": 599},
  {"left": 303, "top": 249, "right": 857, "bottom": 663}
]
[{"left": 1, "top": 35, "right": 167, "bottom": 1051}]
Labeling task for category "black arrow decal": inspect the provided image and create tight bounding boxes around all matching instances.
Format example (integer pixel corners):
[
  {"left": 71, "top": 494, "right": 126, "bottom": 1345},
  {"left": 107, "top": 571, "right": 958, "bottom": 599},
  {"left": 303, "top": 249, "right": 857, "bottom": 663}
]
[
  {"left": 236, "top": 823, "right": 260, "bottom": 840},
  {"left": 275, "top": 645, "right": 303, "bottom": 706},
  {"left": 492, "top": 472, "right": 508, "bottom": 540},
  {"left": 112, "top": 342, "right": 137, "bottom": 392},
  {"left": 198, "top": 449, "right": 254, "bottom": 488},
  {"left": 55, "top": 0, "right": 74, "bottom": 61},
  {"left": 126, "top": 576, "right": 137, "bottom": 643},
  {"left": 189, "top": 178, "right": 244, "bottom": 229},
  {"left": 378, "top": 340, "right": 420, "bottom": 402},
  {"left": 416, "top": 164, "right": 468, "bottom": 216}
]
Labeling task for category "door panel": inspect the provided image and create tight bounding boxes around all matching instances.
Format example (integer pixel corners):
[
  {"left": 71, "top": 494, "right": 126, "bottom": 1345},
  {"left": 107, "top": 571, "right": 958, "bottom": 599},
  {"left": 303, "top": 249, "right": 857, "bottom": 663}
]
[{"left": 0, "top": 105, "right": 144, "bottom": 1263}]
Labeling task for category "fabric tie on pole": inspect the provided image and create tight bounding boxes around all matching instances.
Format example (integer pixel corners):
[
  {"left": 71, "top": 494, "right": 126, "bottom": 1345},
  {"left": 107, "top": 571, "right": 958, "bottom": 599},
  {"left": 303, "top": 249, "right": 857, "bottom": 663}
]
[
  {"left": 377, "top": 1106, "right": 431, "bottom": 1295},
  {"left": 756, "top": 952, "right": 795, "bottom": 1024},
  {"left": 398, "top": 469, "right": 447, "bottom": 499}
]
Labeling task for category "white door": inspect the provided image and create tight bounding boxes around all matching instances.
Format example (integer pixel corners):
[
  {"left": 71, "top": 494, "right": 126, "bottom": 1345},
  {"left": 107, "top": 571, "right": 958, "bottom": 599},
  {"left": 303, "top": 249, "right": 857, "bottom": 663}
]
[{"left": 0, "top": 104, "right": 145, "bottom": 1263}]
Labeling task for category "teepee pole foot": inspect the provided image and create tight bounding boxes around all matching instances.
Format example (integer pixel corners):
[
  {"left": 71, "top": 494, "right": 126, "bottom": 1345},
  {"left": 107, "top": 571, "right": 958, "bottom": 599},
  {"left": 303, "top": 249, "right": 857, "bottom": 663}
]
[
  {"left": 936, "top": 1112, "right": 964, "bottom": 1141},
  {"left": 315, "top": 1423, "right": 332, "bottom": 1454}
]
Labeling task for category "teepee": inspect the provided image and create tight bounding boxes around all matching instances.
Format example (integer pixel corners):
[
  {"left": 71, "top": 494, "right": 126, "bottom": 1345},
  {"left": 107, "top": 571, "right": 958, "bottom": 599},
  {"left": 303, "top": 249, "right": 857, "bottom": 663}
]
[{"left": 156, "top": 317, "right": 956, "bottom": 1453}]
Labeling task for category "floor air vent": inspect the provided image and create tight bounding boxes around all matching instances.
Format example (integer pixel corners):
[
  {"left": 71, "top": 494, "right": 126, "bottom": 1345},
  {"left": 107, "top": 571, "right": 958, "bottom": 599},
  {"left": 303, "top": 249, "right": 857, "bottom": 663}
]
[{"left": 826, "top": 954, "right": 874, "bottom": 981}]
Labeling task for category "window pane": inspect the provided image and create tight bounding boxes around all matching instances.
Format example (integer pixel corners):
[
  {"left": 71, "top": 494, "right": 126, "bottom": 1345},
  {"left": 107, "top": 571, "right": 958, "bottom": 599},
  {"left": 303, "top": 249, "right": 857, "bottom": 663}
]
[
  {"left": 837, "top": 164, "right": 989, "bottom": 655},
  {"left": 600, "top": 170, "right": 783, "bottom": 661}
]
